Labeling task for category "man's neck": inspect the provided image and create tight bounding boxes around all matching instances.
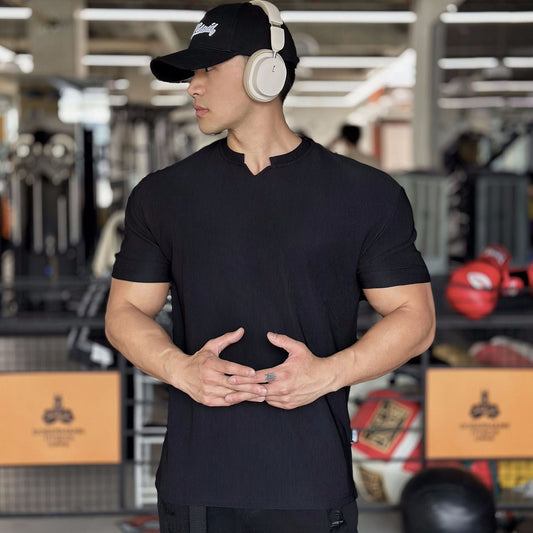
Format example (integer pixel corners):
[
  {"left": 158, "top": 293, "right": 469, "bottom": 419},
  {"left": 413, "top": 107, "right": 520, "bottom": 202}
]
[{"left": 226, "top": 111, "right": 301, "bottom": 175}]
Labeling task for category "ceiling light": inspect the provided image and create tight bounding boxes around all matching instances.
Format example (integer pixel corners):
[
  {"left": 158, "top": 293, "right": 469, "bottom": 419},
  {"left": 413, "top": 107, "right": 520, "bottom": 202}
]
[
  {"left": 441, "top": 11, "right": 533, "bottom": 23},
  {"left": 83, "top": 53, "right": 404, "bottom": 72},
  {"left": 285, "top": 96, "right": 354, "bottom": 108},
  {"left": 503, "top": 57, "right": 533, "bottom": 68},
  {"left": 82, "top": 55, "right": 151, "bottom": 67},
  {"left": 151, "top": 80, "right": 190, "bottom": 91},
  {"left": 438, "top": 97, "right": 506, "bottom": 109},
  {"left": 293, "top": 81, "right": 362, "bottom": 93},
  {"left": 82, "top": 8, "right": 205, "bottom": 22},
  {"left": 81, "top": 8, "right": 415, "bottom": 24},
  {"left": 109, "top": 78, "right": 130, "bottom": 91},
  {"left": 0, "top": 7, "right": 31, "bottom": 19},
  {"left": 508, "top": 97, "right": 533, "bottom": 107},
  {"left": 281, "top": 11, "right": 416, "bottom": 23},
  {"left": 471, "top": 80, "right": 533, "bottom": 92},
  {"left": 109, "top": 95, "right": 129, "bottom": 106},
  {"left": 344, "top": 48, "right": 415, "bottom": 107},
  {"left": 15, "top": 54, "right": 33, "bottom": 73},
  {"left": 287, "top": 50, "right": 415, "bottom": 109},
  {"left": 151, "top": 94, "right": 189, "bottom": 107},
  {"left": 440, "top": 95, "right": 533, "bottom": 109},
  {"left": 58, "top": 87, "right": 110, "bottom": 125},
  {"left": 438, "top": 57, "right": 499, "bottom": 69},
  {"left": 0, "top": 45, "right": 15, "bottom": 62},
  {"left": 299, "top": 56, "right": 394, "bottom": 69}
]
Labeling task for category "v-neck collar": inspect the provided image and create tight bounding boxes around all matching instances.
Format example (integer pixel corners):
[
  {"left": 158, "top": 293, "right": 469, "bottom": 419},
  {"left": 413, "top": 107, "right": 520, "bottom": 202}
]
[{"left": 219, "top": 137, "right": 312, "bottom": 175}]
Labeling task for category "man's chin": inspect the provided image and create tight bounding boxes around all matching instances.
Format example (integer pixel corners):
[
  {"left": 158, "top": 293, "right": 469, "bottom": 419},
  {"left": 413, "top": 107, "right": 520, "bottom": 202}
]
[{"left": 198, "top": 125, "right": 226, "bottom": 136}]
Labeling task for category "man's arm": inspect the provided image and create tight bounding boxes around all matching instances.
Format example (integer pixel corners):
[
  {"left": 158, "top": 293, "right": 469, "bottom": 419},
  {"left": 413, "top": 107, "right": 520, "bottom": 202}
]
[
  {"left": 105, "top": 278, "right": 268, "bottom": 406},
  {"left": 338, "top": 281, "right": 435, "bottom": 385},
  {"left": 227, "top": 282, "right": 435, "bottom": 409}
]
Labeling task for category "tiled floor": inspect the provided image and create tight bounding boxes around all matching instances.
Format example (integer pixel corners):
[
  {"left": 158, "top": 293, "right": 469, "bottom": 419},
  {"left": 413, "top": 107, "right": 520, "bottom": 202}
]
[{"left": 0, "top": 511, "right": 403, "bottom": 532}]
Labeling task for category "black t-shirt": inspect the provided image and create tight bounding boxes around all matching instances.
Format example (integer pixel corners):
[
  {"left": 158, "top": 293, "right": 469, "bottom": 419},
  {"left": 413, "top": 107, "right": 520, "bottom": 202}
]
[{"left": 112, "top": 137, "right": 430, "bottom": 510}]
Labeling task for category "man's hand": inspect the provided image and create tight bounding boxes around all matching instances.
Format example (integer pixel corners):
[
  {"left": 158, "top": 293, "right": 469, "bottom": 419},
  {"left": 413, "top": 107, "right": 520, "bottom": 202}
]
[
  {"left": 228, "top": 332, "right": 336, "bottom": 410},
  {"left": 178, "top": 327, "right": 268, "bottom": 407}
]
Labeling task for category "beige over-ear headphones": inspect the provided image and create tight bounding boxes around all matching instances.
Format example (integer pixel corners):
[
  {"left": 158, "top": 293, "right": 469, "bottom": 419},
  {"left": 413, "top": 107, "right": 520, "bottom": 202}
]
[{"left": 243, "top": 0, "right": 287, "bottom": 102}]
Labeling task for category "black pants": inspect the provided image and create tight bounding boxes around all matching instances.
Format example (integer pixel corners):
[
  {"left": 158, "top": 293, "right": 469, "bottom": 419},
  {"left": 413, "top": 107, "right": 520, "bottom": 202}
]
[{"left": 158, "top": 498, "right": 358, "bottom": 533}]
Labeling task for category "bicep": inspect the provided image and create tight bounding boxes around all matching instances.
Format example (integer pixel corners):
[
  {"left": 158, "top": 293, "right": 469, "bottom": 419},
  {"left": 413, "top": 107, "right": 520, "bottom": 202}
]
[
  {"left": 107, "top": 278, "right": 170, "bottom": 319},
  {"left": 363, "top": 282, "right": 434, "bottom": 318}
]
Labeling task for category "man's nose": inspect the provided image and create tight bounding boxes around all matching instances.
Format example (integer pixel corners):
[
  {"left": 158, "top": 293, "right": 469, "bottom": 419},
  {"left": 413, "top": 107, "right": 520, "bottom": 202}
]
[{"left": 187, "top": 72, "right": 204, "bottom": 96}]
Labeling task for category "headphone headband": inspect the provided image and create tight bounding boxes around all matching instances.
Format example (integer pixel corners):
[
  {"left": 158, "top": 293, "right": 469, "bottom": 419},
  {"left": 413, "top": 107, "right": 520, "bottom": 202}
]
[
  {"left": 250, "top": 0, "right": 285, "bottom": 53},
  {"left": 250, "top": 0, "right": 283, "bottom": 26}
]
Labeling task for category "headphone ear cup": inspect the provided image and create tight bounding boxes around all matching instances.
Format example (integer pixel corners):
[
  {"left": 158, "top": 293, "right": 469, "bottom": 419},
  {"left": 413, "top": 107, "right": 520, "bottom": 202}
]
[{"left": 244, "top": 49, "right": 287, "bottom": 102}]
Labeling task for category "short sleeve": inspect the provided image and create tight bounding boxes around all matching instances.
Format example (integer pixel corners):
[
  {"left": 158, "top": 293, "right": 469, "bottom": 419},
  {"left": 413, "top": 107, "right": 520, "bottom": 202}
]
[
  {"left": 111, "top": 184, "right": 171, "bottom": 282},
  {"left": 357, "top": 187, "right": 430, "bottom": 288}
]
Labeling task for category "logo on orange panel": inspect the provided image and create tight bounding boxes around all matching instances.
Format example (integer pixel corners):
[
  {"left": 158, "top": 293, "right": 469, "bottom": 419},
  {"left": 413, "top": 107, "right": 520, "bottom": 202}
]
[
  {"left": 461, "top": 389, "right": 508, "bottom": 442},
  {"left": 42, "top": 395, "right": 74, "bottom": 424},
  {"left": 470, "top": 390, "right": 499, "bottom": 419},
  {"left": 34, "top": 395, "right": 84, "bottom": 448}
]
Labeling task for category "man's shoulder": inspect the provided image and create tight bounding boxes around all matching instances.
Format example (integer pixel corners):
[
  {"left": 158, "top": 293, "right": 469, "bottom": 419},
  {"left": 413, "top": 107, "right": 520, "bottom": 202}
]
[
  {"left": 152, "top": 138, "right": 221, "bottom": 178},
  {"left": 313, "top": 141, "right": 400, "bottom": 194},
  {"left": 136, "top": 139, "right": 223, "bottom": 191}
]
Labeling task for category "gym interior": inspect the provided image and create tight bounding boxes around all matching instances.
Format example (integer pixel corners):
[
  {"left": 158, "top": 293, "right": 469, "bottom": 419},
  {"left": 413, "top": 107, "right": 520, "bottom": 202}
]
[{"left": 1, "top": 1, "right": 533, "bottom": 532}]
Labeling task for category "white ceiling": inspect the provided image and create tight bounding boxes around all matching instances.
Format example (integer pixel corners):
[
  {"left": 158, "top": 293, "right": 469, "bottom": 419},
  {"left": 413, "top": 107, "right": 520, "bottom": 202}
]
[{"left": 1, "top": 0, "right": 533, "bottom": 107}]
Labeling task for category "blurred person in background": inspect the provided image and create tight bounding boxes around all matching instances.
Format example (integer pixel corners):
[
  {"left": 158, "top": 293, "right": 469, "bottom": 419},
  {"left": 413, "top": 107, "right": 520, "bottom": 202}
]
[{"left": 328, "top": 123, "right": 380, "bottom": 169}]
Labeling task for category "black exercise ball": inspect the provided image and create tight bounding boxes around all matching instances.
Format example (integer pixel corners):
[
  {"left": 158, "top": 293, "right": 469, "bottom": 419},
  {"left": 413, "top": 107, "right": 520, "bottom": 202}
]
[{"left": 400, "top": 467, "right": 497, "bottom": 533}]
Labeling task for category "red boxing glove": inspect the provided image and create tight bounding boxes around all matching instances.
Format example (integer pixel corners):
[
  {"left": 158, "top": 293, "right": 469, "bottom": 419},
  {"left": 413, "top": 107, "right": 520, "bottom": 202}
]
[
  {"left": 503, "top": 262, "right": 533, "bottom": 297},
  {"left": 445, "top": 245, "right": 511, "bottom": 320}
]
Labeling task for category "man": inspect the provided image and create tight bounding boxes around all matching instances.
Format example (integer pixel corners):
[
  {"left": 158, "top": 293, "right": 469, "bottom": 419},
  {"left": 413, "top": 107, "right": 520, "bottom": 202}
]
[
  {"left": 328, "top": 124, "right": 380, "bottom": 169},
  {"left": 105, "top": 2, "right": 435, "bottom": 532}
]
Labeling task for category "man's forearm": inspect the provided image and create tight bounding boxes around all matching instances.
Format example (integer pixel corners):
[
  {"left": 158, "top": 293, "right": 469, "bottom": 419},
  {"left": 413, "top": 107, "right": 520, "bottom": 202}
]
[
  {"left": 326, "top": 304, "right": 435, "bottom": 391},
  {"left": 105, "top": 304, "right": 185, "bottom": 386}
]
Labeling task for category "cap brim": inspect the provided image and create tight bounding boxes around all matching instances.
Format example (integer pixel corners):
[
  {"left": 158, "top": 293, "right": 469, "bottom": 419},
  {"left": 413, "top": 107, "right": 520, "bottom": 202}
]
[{"left": 150, "top": 48, "right": 239, "bottom": 82}]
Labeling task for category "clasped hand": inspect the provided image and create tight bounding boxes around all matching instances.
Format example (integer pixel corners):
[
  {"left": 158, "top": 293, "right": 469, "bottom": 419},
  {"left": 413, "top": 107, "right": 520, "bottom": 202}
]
[{"left": 181, "top": 328, "right": 334, "bottom": 409}]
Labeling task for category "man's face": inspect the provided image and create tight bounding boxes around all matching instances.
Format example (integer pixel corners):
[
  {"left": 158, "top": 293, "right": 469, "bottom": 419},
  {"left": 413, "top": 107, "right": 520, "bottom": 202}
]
[{"left": 187, "top": 55, "right": 253, "bottom": 135}]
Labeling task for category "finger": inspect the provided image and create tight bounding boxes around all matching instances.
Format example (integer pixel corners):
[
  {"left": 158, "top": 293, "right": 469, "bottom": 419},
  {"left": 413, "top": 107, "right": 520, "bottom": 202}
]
[
  {"left": 262, "top": 379, "right": 292, "bottom": 399},
  {"left": 196, "top": 384, "right": 263, "bottom": 407},
  {"left": 205, "top": 327, "right": 245, "bottom": 355},
  {"left": 225, "top": 380, "right": 267, "bottom": 396},
  {"left": 266, "top": 332, "right": 302, "bottom": 353},
  {"left": 211, "top": 357, "right": 257, "bottom": 378},
  {"left": 201, "top": 366, "right": 266, "bottom": 395},
  {"left": 248, "top": 396, "right": 268, "bottom": 403},
  {"left": 228, "top": 364, "right": 285, "bottom": 385},
  {"left": 210, "top": 383, "right": 266, "bottom": 397},
  {"left": 195, "top": 386, "right": 238, "bottom": 407},
  {"left": 225, "top": 391, "right": 266, "bottom": 405},
  {"left": 265, "top": 399, "right": 295, "bottom": 410}
]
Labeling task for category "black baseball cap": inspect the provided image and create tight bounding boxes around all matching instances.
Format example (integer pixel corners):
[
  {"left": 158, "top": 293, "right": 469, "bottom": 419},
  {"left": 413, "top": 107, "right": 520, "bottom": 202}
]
[{"left": 150, "top": 2, "right": 299, "bottom": 83}]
